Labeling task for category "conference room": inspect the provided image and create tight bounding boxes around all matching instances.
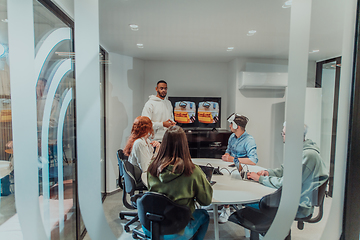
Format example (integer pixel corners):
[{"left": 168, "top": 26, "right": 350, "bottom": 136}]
[{"left": 1, "top": 0, "right": 360, "bottom": 240}]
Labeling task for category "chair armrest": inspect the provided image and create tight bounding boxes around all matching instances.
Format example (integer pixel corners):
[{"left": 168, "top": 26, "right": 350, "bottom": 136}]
[
  {"left": 131, "top": 193, "right": 144, "bottom": 208},
  {"left": 131, "top": 193, "right": 144, "bottom": 203}
]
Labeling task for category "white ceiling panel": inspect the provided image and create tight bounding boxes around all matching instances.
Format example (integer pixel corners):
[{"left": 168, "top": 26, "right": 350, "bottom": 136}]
[{"left": 99, "top": 0, "right": 344, "bottom": 62}]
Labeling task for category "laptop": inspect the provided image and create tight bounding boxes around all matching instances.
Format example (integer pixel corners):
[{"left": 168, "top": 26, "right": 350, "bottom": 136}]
[{"left": 199, "top": 165, "right": 216, "bottom": 186}]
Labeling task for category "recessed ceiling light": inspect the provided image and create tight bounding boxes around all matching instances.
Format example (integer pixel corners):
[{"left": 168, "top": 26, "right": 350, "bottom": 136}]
[
  {"left": 309, "top": 50, "right": 320, "bottom": 53},
  {"left": 129, "top": 24, "right": 139, "bottom": 31},
  {"left": 227, "top": 47, "right": 234, "bottom": 51},
  {"left": 282, "top": 0, "right": 292, "bottom": 8},
  {"left": 1, "top": 19, "right": 8, "bottom": 23},
  {"left": 247, "top": 30, "right": 256, "bottom": 36},
  {"left": 137, "top": 43, "right": 144, "bottom": 48}
]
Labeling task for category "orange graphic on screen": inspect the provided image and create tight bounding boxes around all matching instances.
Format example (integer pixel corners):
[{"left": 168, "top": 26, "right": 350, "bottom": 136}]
[
  {"left": 198, "top": 101, "right": 219, "bottom": 124},
  {"left": 174, "top": 101, "right": 196, "bottom": 123}
]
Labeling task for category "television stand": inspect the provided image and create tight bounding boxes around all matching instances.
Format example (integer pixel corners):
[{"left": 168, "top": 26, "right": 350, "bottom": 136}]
[{"left": 185, "top": 129, "right": 231, "bottom": 158}]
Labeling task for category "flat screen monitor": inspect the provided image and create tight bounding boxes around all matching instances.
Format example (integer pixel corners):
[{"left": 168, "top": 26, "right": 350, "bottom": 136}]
[{"left": 168, "top": 97, "right": 221, "bottom": 129}]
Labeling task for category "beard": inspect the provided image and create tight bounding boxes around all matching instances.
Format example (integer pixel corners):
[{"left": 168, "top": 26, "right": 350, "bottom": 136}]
[{"left": 157, "top": 90, "right": 167, "bottom": 98}]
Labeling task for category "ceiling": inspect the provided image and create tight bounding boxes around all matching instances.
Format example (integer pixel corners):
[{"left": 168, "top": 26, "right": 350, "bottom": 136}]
[{"left": 99, "top": 0, "right": 345, "bottom": 63}]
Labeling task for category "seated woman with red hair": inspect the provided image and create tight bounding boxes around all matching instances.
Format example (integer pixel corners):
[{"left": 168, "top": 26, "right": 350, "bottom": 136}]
[{"left": 123, "top": 116, "right": 160, "bottom": 186}]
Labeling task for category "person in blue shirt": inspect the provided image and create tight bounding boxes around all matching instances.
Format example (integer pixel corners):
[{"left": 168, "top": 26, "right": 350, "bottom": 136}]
[
  {"left": 221, "top": 113, "right": 258, "bottom": 166},
  {"left": 219, "top": 113, "right": 258, "bottom": 223}
]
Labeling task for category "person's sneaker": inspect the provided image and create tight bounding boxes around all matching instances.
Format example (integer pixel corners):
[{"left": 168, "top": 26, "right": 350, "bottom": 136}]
[
  {"left": 203, "top": 204, "right": 213, "bottom": 211},
  {"left": 218, "top": 207, "right": 231, "bottom": 223}
]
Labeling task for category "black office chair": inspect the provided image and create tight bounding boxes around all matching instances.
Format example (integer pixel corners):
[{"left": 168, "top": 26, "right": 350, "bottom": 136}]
[
  {"left": 118, "top": 150, "right": 147, "bottom": 232},
  {"left": 132, "top": 192, "right": 192, "bottom": 240},
  {"left": 228, "top": 179, "right": 328, "bottom": 240},
  {"left": 295, "top": 179, "right": 329, "bottom": 230},
  {"left": 117, "top": 149, "right": 127, "bottom": 189}
]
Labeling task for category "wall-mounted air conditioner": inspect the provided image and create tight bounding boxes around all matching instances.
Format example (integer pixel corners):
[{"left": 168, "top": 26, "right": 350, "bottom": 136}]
[{"left": 238, "top": 71, "right": 288, "bottom": 89}]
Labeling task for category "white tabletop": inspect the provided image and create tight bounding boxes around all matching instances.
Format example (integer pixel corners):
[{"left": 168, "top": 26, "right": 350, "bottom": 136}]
[
  {"left": 192, "top": 158, "right": 276, "bottom": 240},
  {"left": 0, "top": 160, "right": 11, "bottom": 179},
  {"left": 193, "top": 158, "right": 275, "bottom": 204}
]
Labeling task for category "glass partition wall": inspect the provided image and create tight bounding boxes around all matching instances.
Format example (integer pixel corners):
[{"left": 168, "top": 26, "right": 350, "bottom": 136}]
[
  {"left": 316, "top": 57, "right": 342, "bottom": 198},
  {"left": 0, "top": 0, "right": 78, "bottom": 239},
  {"left": 33, "top": 2, "right": 77, "bottom": 239},
  {"left": 101, "top": 0, "right": 356, "bottom": 240},
  {"left": 0, "top": 0, "right": 13, "bottom": 230},
  {"left": 1, "top": 0, "right": 80, "bottom": 239},
  {"left": 1, "top": 0, "right": 359, "bottom": 239}
]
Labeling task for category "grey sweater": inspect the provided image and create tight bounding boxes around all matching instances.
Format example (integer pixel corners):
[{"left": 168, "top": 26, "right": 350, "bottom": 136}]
[{"left": 259, "top": 139, "right": 328, "bottom": 218}]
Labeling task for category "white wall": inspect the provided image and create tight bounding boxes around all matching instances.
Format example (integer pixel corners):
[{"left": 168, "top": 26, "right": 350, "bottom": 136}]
[
  {"left": 235, "top": 88, "right": 286, "bottom": 169},
  {"left": 245, "top": 58, "right": 316, "bottom": 87},
  {"left": 232, "top": 58, "right": 287, "bottom": 169},
  {"left": 105, "top": 56, "right": 318, "bottom": 190},
  {"left": 230, "top": 58, "right": 317, "bottom": 169},
  {"left": 143, "top": 60, "right": 229, "bottom": 128},
  {"left": 304, "top": 88, "right": 322, "bottom": 146},
  {"left": 227, "top": 59, "right": 238, "bottom": 118},
  {"left": 106, "top": 53, "right": 144, "bottom": 192},
  {"left": 52, "top": 0, "right": 74, "bottom": 19}
]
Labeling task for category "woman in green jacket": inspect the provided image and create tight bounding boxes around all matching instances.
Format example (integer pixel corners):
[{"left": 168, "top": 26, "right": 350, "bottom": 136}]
[{"left": 146, "top": 125, "right": 213, "bottom": 240}]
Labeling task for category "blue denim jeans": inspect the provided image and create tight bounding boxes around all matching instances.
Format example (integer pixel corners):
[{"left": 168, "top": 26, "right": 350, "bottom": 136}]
[
  {"left": 244, "top": 202, "right": 260, "bottom": 209},
  {"left": 142, "top": 209, "right": 210, "bottom": 240},
  {"left": 1, "top": 175, "right": 11, "bottom": 196}
]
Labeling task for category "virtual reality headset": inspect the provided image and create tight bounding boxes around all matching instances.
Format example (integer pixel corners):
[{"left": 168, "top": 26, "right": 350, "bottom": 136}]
[{"left": 227, "top": 113, "right": 249, "bottom": 129}]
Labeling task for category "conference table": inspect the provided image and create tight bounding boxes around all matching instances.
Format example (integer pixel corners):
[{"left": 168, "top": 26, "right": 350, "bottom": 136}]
[
  {"left": 0, "top": 160, "right": 11, "bottom": 179},
  {"left": 192, "top": 158, "right": 276, "bottom": 240}
]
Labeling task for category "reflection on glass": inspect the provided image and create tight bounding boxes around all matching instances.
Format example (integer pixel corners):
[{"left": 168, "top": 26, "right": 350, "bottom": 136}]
[
  {"left": 320, "top": 60, "right": 338, "bottom": 198},
  {"left": 0, "top": 0, "right": 15, "bottom": 229},
  {"left": 33, "top": 1, "right": 77, "bottom": 239}
]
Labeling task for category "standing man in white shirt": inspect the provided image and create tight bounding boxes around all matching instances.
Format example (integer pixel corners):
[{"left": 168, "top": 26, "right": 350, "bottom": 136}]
[{"left": 142, "top": 80, "right": 175, "bottom": 141}]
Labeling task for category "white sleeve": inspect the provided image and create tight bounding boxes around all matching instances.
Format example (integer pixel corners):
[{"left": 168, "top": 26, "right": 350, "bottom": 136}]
[
  {"left": 169, "top": 102, "right": 174, "bottom": 121},
  {"left": 133, "top": 140, "right": 153, "bottom": 173},
  {"left": 142, "top": 102, "right": 163, "bottom": 130},
  {"left": 141, "top": 173, "right": 148, "bottom": 187}
]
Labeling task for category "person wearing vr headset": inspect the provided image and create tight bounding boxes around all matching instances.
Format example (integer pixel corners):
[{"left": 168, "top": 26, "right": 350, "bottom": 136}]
[
  {"left": 246, "top": 122, "right": 328, "bottom": 218},
  {"left": 222, "top": 113, "right": 258, "bottom": 166},
  {"left": 218, "top": 113, "right": 259, "bottom": 223}
]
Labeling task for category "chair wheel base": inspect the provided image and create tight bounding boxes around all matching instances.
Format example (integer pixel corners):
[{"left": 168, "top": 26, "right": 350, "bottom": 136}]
[
  {"left": 124, "top": 226, "right": 130, "bottom": 232},
  {"left": 133, "top": 229, "right": 147, "bottom": 239},
  {"left": 132, "top": 232, "right": 140, "bottom": 239},
  {"left": 119, "top": 213, "right": 125, "bottom": 219}
]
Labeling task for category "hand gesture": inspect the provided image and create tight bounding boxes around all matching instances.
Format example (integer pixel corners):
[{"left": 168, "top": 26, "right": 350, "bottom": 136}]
[
  {"left": 151, "top": 141, "right": 161, "bottom": 153},
  {"left": 151, "top": 141, "right": 160, "bottom": 147},
  {"left": 257, "top": 170, "right": 269, "bottom": 176},
  {"left": 221, "top": 153, "right": 234, "bottom": 162},
  {"left": 163, "top": 119, "right": 176, "bottom": 128},
  {"left": 247, "top": 172, "right": 260, "bottom": 182}
]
